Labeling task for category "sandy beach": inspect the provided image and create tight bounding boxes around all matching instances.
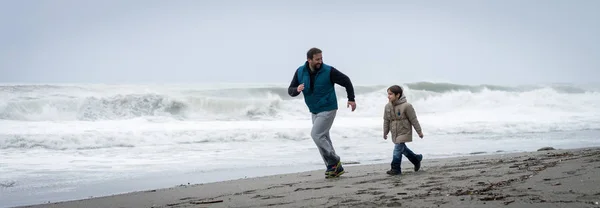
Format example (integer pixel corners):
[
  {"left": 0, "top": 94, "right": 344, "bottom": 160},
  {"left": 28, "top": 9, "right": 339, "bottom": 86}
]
[{"left": 19, "top": 147, "right": 600, "bottom": 208}]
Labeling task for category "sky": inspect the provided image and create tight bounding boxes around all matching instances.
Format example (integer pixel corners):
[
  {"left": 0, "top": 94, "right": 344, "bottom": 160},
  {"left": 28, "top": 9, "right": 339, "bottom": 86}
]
[{"left": 1, "top": 0, "right": 599, "bottom": 85}]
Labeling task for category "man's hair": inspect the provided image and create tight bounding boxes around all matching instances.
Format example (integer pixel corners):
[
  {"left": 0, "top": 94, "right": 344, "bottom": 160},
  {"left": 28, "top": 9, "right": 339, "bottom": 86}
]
[
  {"left": 388, "top": 85, "right": 403, "bottom": 97},
  {"left": 307, "top": 47, "right": 322, "bottom": 59}
]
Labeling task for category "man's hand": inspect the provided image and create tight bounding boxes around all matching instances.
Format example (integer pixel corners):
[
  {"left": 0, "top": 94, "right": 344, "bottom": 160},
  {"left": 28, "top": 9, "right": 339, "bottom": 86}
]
[
  {"left": 383, "top": 134, "right": 387, "bottom": 140},
  {"left": 347, "top": 101, "right": 356, "bottom": 112},
  {"left": 418, "top": 132, "right": 424, "bottom": 139},
  {"left": 297, "top": 83, "right": 304, "bottom": 92}
]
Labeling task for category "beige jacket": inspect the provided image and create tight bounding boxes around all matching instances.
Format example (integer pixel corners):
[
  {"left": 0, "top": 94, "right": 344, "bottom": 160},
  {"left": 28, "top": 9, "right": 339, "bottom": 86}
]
[{"left": 383, "top": 94, "right": 422, "bottom": 144}]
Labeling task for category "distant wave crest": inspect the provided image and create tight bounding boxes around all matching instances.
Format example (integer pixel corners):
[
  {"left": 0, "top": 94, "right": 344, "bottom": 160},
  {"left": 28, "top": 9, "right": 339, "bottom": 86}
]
[
  {"left": 0, "top": 82, "right": 597, "bottom": 121},
  {"left": 405, "top": 81, "right": 589, "bottom": 94}
]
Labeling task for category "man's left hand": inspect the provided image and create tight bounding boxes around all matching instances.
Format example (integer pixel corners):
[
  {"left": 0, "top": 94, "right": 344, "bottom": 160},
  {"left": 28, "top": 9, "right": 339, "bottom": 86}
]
[{"left": 347, "top": 101, "right": 356, "bottom": 112}]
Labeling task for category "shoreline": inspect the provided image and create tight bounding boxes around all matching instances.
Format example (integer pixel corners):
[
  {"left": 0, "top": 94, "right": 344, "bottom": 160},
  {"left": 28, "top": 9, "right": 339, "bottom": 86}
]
[
  {"left": 2, "top": 148, "right": 539, "bottom": 208},
  {"left": 17, "top": 146, "right": 600, "bottom": 208},
  {"left": 3, "top": 143, "right": 548, "bottom": 208},
  {"left": 2, "top": 163, "right": 328, "bottom": 208}
]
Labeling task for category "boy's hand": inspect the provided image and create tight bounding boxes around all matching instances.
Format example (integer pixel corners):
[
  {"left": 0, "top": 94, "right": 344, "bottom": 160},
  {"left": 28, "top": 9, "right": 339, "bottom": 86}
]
[{"left": 418, "top": 132, "right": 424, "bottom": 138}]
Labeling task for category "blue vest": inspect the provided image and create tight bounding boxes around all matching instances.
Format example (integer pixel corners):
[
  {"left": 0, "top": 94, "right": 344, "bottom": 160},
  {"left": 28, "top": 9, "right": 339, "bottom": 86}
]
[{"left": 297, "top": 63, "right": 338, "bottom": 114}]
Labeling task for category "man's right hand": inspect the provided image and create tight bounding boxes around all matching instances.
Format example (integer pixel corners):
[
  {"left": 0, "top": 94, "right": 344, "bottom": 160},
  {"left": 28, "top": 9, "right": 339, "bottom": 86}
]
[{"left": 297, "top": 83, "right": 305, "bottom": 92}]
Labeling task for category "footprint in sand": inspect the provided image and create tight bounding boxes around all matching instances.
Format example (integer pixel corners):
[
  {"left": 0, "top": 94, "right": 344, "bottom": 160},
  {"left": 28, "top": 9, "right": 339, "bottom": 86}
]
[
  {"left": 234, "top": 190, "right": 257, "bottom": 195},
  {"left": 353, "top": 178, "right": 388, "bottom": 185},
  {"left": 294, "top": 185, "right": 334, "bottom": 192},
  {"left": 252, "top": 195, "right": 285, "bottom": 200},
  {"left": 451, "top": 175, "right": 474, "bottom": 181},
  {"left": 264, "top": 202, "right": 293, "bottom": 206},
  {"left": 179, "top": 197, "right": 197, "bottom": 201},
  {"left": 341, "top": 199, "right": 360, "bottom": 204},
  {"left": 356, "top": 189, "right": 386, "bottom": 195},
  {"left": 266, "top": 183, "right": 298, "bottom": 190},
  {"left": 379, "top": 195, "right": 395, "bottom": 200},
  {"left": 266, "top": 185, "right": 285, "bottom": 189}
]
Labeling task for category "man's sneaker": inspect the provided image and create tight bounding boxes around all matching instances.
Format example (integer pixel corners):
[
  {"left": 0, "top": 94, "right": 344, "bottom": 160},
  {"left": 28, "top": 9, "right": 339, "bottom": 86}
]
[
  {"left": 325, "top": 161, "right": 345, "bottom": 178},
  {"left": 386, "top": 169, "right": 401, "bottom": 175},
  {"left": 414, "top": 154, "right": 423, "bottom": 172},
  {"left": 325, "top": 161, "right": 340, "bottom": 175}
]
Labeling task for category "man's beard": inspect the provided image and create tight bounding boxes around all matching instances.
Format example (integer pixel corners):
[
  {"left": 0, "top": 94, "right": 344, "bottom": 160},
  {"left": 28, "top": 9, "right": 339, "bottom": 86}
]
[{"left": 311, "top": 63, "right": 321, "bottom": 70}]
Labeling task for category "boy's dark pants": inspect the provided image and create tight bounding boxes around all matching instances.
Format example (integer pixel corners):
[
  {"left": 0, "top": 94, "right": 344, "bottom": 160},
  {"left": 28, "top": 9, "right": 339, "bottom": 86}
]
[{"left": 391, "top": 143, "right": 419, "bottom": 171}]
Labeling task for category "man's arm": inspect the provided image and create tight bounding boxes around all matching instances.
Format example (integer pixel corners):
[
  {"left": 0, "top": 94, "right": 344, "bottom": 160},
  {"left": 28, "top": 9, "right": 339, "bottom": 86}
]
[
  {"left": 330, "top": 67, "right": 355, "bottom": 102},
  {"left": 288, "top": 69, "right": 301, "bottom": 97}
]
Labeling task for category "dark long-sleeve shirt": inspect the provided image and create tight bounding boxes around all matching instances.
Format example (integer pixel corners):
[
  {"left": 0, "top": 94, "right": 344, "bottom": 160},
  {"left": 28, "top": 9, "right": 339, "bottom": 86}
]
[{"left": 287, "top": 65, "right": 355, "bottom": 102}]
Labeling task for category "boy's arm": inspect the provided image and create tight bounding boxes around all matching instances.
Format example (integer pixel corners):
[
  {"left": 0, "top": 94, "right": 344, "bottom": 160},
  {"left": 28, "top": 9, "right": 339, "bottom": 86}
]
[
  {"left": 383, "top": 105, "right": 390, "bottom": 136},
  {"left": 288, "top": 70, "right": 301, "bottom": 97},
  {"left": 330, "top": 67, "right": 355, "bottom": 102},
  {"left": 406, "top": 104, "right": 422, "bottom": 135}
]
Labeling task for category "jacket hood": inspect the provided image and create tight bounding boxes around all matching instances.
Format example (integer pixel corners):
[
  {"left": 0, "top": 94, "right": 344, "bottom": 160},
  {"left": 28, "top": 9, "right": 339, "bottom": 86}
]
[{"left": 392, "top": 94, "right": 407, "bottom": 106}]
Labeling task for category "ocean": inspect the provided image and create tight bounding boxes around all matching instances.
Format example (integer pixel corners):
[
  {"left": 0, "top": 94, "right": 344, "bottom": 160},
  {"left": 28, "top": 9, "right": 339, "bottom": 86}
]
[{"left": 1, "top": 82, "right": 600, "bottom": 207}]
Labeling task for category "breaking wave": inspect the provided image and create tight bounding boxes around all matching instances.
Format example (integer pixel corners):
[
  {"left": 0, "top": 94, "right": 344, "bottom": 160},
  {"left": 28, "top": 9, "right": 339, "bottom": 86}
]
[{"left": 0, "top": 82, "right": 598, "bottom": 121}]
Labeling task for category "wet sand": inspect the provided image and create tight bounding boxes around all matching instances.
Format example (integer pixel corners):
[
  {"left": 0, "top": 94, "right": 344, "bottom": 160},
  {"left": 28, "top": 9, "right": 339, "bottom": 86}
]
[{"left": 21, "top": 147, "right": 600, "bottom": 208}]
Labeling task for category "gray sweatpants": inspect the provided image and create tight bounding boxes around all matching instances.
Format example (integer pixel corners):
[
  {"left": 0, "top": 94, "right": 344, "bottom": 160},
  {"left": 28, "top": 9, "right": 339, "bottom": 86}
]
[{"left": 311, "top": 110, "right": 340, "bottom": 167}]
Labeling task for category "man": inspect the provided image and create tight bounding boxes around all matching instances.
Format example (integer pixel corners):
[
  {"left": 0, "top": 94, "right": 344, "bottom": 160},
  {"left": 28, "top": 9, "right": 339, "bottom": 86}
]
[{"left": 288, "top": 47, "right": 356, "bottom": 178}]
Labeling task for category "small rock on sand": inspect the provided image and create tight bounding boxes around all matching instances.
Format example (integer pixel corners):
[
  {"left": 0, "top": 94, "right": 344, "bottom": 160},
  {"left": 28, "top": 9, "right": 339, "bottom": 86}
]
[{"left": 538, "top": 147, "right": 555, "bottom": 151}]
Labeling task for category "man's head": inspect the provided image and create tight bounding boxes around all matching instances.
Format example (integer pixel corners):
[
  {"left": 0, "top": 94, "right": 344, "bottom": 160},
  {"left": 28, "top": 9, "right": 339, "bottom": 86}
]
[{"left": 306, "top": 47, "right": 323, "bottom": 70}]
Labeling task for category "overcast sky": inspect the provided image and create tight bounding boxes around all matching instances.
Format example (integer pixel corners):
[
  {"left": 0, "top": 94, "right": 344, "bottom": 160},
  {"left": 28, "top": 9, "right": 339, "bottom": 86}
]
[{"left": 1, "top": 0, "right": 599, "bottom": 85}]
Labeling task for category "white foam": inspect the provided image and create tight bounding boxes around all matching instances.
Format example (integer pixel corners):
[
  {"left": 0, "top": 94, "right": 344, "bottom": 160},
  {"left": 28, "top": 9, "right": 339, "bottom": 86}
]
[{"left": 2, "top": 84, "right": 598, "bottom": 122}]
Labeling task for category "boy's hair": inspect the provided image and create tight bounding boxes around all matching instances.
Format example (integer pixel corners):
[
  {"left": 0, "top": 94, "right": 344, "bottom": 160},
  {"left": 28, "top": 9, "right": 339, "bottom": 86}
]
[
  {"left": 388, "top": 85, "right": 403, "bottom": 97},
  {"left": 307, "top": 47, "right": 322, "bottom": 59}
]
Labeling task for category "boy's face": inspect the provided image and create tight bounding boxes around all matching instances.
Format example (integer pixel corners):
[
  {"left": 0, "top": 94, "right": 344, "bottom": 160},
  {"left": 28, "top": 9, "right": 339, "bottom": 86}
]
[{"left": 387, "top": 90, "right": 398, "bottom": 102}]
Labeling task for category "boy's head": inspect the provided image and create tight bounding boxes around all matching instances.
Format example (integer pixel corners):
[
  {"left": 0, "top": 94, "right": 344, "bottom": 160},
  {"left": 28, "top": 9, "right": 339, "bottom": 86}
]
[{"left": 387, "top": 85, "right": 403, "bottom": 102}]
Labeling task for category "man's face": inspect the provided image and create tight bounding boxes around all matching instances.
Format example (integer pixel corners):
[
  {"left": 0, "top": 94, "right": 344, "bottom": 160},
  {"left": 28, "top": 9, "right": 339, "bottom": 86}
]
[{"left": 307, "top": 53, "right": 323, "bottom": 69}]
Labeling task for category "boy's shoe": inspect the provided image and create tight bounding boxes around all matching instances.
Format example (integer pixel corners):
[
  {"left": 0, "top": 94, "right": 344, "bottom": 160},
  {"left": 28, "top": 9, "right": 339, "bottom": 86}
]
[
  {"left": 386, "top": 169, "right": 401, "bottom": 175},
  {"left": 325, "top": 161, "right": 345, "bottom": 178},
  {"left": 415, "top": 154, "right": 423, "bottom": 172}
]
